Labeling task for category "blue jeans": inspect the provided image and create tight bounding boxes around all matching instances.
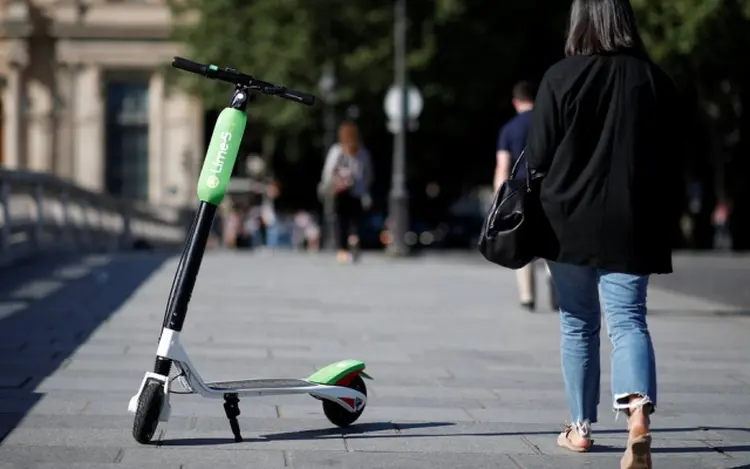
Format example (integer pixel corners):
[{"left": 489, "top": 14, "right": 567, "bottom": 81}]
[{"left": 547, "top": 261, "right": 657, "bottom": 425}]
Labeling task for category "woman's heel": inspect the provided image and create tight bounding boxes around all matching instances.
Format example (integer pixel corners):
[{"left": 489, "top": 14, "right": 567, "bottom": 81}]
[
  {"left": 621, "top": 433, "right": 652, "bottom": 469},
  {"left": 556, "top": 422, "right": 593, "bottom": 453}
]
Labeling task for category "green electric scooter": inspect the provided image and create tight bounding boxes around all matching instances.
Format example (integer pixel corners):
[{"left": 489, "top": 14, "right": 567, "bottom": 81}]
[{"left": 127, "top": 57, "right": 371, "bottom": 444}]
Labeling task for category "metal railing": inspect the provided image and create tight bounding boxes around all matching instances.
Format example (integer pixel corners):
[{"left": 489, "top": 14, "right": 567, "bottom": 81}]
[{"left": 0, "top": 169, "right": 187, "bottom": 267}]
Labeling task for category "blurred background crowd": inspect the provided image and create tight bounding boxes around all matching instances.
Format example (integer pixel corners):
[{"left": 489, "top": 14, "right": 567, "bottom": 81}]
[{"left": 1, "top": 0, "right": 748, "bottom": 255}]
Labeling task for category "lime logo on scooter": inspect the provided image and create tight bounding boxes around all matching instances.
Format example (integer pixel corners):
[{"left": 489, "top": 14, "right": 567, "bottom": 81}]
[
  {"left": 210, "top": 131, "right": 232, "bottom": 176},
  {"left": 205, "top": 130, "right": 230, "bottom": 190},
  {"left": 197, "top": 108, "right": 247, "bottom": 205}
]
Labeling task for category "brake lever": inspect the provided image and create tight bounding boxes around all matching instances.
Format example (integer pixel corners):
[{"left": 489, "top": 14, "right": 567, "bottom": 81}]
[{"left": 246, "top": 82, "right": 314, "bottom": 105}]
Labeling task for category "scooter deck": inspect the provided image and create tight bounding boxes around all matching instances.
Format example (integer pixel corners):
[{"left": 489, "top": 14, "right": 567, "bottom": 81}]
[{"left": 206, "top": 378, "right": 312, "bottom": 391}]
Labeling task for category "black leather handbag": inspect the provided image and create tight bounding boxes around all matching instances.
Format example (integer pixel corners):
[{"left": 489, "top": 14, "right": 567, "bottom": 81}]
[{"left": 478, "top": 150, "right": 557, "bottom": 269}]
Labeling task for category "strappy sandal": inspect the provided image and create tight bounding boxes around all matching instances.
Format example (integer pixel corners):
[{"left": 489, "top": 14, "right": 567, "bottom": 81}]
[{"left": 556, "top": 422, "right": 594, "bottom": 453}]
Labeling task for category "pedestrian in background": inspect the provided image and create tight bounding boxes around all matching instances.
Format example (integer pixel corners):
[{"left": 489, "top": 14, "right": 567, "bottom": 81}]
[
  {"left": 319, "top": 120, "right": 374, "bottom": 264},
  {"left": 495, "top": 81, "right": 556, "bottom": 311},
  {"left": 525, "top": 0, "right": 683, "bottom": 467}
]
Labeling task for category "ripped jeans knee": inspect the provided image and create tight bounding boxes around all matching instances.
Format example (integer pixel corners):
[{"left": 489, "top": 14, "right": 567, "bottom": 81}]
[{"left": 614, "top": 393, "right": 654, "bottom": 418}]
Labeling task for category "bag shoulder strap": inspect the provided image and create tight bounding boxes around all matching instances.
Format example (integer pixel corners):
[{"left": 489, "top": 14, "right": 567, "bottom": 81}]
[
  {"left": 510, "top": 148, "right": 545, "bottom": 187},
  {"left": 509, "top": 149, "right": 531, "bottom": 186}
]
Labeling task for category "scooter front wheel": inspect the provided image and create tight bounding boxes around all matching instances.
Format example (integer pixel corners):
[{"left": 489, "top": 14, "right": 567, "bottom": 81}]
[
  {"left": 323, "top": 374, "right": 367, "bottom": 428},
  {"left": 132, "top": 379, "right": 164, "bottom": 444}
]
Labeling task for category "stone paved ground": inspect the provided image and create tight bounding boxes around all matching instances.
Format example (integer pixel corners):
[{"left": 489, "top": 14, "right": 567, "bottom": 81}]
[
  {"left": 0, "top": 250, "right": 749, "bottom": 469},
  {"left": 650, "top": 253, "right": 750, "bottom": 311}
]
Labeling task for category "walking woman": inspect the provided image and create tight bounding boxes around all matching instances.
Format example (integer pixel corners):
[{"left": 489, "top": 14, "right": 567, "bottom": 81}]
[
  {"left": 320, "top": 120, "right": 373, "bottom": 263},
  {"left": 526, "top": 0, "right": 683, "bottom": 467}
]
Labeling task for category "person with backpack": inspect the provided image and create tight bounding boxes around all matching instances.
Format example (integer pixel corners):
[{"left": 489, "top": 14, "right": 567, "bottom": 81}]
[{"left": 319, "top": 120, "right": 373, "bottom": 263}]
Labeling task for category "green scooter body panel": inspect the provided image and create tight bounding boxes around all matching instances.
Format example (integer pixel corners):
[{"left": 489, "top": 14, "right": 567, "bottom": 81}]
[{"left": 307, "top": 359, "right": 372, "bottom": 385}]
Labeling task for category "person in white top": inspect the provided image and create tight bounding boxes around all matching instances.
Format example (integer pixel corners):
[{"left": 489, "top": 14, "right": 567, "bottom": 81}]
[{"left": 319, "top": 120, "right": 374, "bottom": 263}]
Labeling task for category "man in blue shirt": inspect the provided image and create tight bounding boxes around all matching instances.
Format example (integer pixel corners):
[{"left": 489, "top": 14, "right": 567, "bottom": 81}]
[
  {"left": 495, "top": 81, "right": 535, "bottom": 188},
  {"left": 494, "top": 81, "right": 556, "bottom": 312}
]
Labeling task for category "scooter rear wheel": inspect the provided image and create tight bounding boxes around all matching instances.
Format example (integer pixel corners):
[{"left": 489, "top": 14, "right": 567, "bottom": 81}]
[
  {"left": 323, "top": 374, "right": 367, "bottom": 428},
  {"left": 132, "top": 379, "right": 164, "bottom": 444}
]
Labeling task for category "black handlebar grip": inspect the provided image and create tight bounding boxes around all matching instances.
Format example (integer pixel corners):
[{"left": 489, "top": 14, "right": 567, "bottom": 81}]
[
  {"left": 172, "top": 57, "right": 208, "bottom": 76},
  {"left": 281, "top": 90, "right": 316, "bottom": 106}
]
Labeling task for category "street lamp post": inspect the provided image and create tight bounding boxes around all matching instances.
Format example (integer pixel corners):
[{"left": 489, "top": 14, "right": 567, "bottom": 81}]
[
  {"left": 318, "top": 62, "right": 338, "bottom": 250},
  {"left": 388, "top": 0, "right": 409, "bottom": 256},
  {"left": 386, "top": 0, "right": 422, "bottom": 256}
]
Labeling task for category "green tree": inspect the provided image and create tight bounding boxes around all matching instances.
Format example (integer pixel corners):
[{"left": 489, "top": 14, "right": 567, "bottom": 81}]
[
  {"left": 169, "top": 0, "right": 460, "bottom": 163},
  {"left": 632, "top": 0, "right": 750, "bottom": 249}
]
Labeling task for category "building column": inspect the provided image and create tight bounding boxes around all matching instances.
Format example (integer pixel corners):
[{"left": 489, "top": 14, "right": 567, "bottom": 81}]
[
  {"left": 55, "top": 62, "right": 81, "bottom": 180},
  {"left": 148, "top": 71, "right": 165, "bottom": 204},
  {"left": 162, "top": 86, "right": 204, "bottom": 207},
  {"left": 73, "top": 65, "right": 104, "bottom": 191},
  {"left": 26, "top": 76, "right": 56, "bottom": 173},
  {"left": 1, "top": 64, "right": 27, "bottom": 170}
]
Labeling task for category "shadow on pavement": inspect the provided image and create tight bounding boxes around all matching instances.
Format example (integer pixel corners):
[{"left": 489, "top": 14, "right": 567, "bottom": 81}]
[
  {"left": 589, "top": 443, "right": 750, "bottom": 454},
  {"left": 191, "top": 423, "right": 750, "bottom": 455},
  {"left": 161, "top": 421, "right": 750, "bottom": 454},
  {"left": 263, "top": 421, "right": 457, "bottom": 440},
  {"left": 159, "top": 421, "right": 456, "bottom": 446},
  {"left": 0, "top": 251, "right": 173, "bottom": 442},
  {"left": 158, "top": 437, "right": 265, "bottom": 446}
]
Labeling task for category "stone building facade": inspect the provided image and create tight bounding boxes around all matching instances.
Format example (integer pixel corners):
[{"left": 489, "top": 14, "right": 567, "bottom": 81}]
[{"left": 0, "top": 0, "right": 204, "bottom": 207}]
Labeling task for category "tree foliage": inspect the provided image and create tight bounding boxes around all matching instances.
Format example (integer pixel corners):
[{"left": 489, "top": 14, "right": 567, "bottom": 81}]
[
  {"left": 169, "top": 0, "right": 457, "bottom": 153},
  {"left": 170, "top": 0, "right": 750, "bottom": 248},
  {"left": 632, "top": 0, "right": 750, "bottom": 137},
  {"left": 632, "top": 0, "right": 750, "bottom": 248}
]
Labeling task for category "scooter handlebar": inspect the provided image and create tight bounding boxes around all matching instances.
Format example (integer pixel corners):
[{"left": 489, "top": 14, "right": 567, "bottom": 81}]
[
  {"left": 171, "top": 56, "right": 316, "bottom": 106},
  {"left": 278, "top": 89, "right": 316, "bottom": 106},
  {"left": 172, "top": 57, "right": 209, "bottom": 76}
]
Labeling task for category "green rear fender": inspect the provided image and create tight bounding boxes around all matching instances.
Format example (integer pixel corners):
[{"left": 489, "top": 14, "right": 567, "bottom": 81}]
[{"left": 307, "top": 359, "right": 372, "bottom": 385}]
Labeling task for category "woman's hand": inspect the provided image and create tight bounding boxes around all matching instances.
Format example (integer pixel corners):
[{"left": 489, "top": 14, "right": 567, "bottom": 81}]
[{"left": 332, "top": 171, "right": 353, "bottom": 193}]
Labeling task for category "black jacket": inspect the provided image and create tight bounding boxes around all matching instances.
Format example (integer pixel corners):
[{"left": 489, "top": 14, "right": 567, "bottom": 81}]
[{"left": 527, "top": 52, "right": 683, "bottom": 275}]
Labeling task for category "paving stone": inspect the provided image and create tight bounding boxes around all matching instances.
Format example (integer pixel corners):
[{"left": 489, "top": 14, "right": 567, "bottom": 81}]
[
  {"left": 0, "top": 444, "right": 121, "bottom": 464},
  {"left": 0, "top": 251, "right": 748, "bottom": 469},
  {"left": 0, "top": 395, "right": 83, "bottom": 415},
  {"left": 509, "top": 453, "right": 737, "bottom": 469},
  {"left": 0, "top": 375, "right": 30, "bottom": 389},
  {"left": 120, "top": 447, "right": 286, "bottom": 468},
  {"left": 344, "top": 429, "right": 534, "bottom": 455},
  {"left": 0, "top": 464, "right": 126, "bottom": 469},
  {"left": 159, "top": 427, "right": 349, "bottom": 451},
  {"left": 708, "top": 428, "right": 750, "bottom": 442},
  {"left": 368, "top": 385, "right": 498, "bottom": 400},
  {"left": 2, "top": 428, "right": 142, "bottom": 447},
  {"left": 289, "top": 451, "right": 515, "bottom": 468},
  {"left": 80, "top": 394, "right": 279, "bottom": 419},
  {"left": 60, "top": 357, "right": 319, "bottom": 377}
]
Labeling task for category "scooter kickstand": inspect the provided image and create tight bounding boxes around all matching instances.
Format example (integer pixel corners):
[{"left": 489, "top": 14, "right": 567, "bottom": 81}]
[{"left": 223, "top": 393, "right": 243, "bottom": 442}]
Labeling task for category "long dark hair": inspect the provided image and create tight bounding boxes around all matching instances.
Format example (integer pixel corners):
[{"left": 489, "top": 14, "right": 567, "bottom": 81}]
[{"left": 564, "top": 0, "right": 648, "bottom": 58}]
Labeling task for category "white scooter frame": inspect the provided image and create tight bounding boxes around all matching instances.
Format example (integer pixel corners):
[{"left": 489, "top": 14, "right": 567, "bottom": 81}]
[
  {"left": 127, "top": 57, "right": 371, "bottom": 445},
  {"left": 127, "top": 328, "right": 368, "bottom": 424}
]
